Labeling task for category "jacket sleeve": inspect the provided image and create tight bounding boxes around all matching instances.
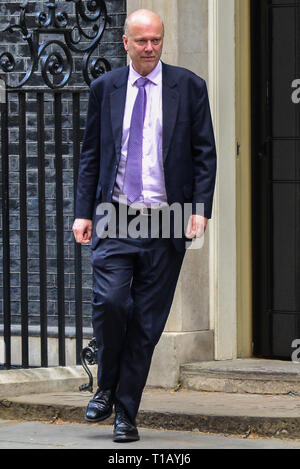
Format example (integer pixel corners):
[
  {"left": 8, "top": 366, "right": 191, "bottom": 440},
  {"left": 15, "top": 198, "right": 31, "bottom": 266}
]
[
  {"left": 75, "top": 82, "right": 101, "bottom": 220},
  {"left": 191, "top": 78, "right": 217, "bottom": 219}
]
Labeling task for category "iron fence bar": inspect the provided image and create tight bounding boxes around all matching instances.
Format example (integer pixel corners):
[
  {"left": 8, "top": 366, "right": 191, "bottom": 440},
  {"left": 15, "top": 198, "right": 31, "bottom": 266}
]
[
  {"left": 54, "top": 92, "right": 65, "bottom": 366},
  {"left": 72, "top": 91, "right": 83, "bottom": 364},
  {"left": 19, "top": 91, "right": 29, "bottom": 368},
  {"left": 37, "top": 91, "right": 48, "bottom": 367},
  {"left": 1, "top": 77, "right": 11, "bottom": 368}
]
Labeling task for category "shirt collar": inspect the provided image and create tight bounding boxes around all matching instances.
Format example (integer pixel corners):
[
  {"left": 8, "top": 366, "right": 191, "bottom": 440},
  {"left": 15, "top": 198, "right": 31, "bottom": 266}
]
[{"left": 129, "top": 60, "right": 162, "bottom": 86}]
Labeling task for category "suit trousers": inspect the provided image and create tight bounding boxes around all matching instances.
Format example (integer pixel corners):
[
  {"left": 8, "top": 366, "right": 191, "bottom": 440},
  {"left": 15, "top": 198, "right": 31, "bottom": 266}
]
[{"left": 90, "top": 209, "right": 185, "bottom": 424}]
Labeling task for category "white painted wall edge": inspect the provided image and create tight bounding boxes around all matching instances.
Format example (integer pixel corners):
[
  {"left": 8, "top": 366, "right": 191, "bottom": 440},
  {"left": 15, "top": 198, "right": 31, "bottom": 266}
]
[{"left": 208, "top": 0, "right": 237, "bottom": 360}]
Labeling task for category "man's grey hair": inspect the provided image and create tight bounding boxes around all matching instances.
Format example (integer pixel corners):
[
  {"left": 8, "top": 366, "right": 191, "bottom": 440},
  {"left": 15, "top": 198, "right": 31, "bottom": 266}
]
[
  {"left": 123, "top": 12, "right": 165, "bottom": 37},
  {"left": 123, "top": 18, "right": 130, "bottom": 37}
]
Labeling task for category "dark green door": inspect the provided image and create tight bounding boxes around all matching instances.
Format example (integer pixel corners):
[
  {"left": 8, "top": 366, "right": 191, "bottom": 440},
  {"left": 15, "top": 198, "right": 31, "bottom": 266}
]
[{"left": 252, "top": 0, "right": 300, "bottom": 358}]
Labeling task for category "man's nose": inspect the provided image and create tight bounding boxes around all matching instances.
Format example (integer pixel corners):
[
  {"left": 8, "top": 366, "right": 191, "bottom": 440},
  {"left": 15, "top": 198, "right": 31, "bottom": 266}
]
[{"left": 145, "top": 40, "right": 154, "bottom": 51}]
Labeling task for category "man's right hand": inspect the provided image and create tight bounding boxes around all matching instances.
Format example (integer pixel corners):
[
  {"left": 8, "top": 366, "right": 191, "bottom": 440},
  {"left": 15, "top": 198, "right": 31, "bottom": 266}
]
[{"left": 72, "top": 218, "right": 93, "bottom": 244}]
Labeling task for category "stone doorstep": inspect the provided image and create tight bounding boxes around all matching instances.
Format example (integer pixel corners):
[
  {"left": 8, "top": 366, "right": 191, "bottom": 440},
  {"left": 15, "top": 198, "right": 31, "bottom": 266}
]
[
  {"left": 2, "top": 390, "right": 300, "bottom": 440},
  {"left": 180, "top": 359, "right": 300, "bottom": 395},
  {"left": 3, "top": 359, "right": 300, "bottom": 439},
  {"left": 1, "top": 359, "right": 300, "bottom": 399}
]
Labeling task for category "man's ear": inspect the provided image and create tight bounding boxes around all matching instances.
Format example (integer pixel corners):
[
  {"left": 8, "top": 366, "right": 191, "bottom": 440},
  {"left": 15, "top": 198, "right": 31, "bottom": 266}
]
[{"left": 122, "top": 35, "right": 129, "bottom": 52}]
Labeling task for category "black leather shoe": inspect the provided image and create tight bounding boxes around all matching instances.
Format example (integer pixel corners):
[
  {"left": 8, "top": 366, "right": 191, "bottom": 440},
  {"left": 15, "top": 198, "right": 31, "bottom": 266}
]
[
  {"left": 85, "top": 389, "right": 113, "bottom": 423},
  {"left": 113, "top": 408, "right": 139, "bottom": 442}
]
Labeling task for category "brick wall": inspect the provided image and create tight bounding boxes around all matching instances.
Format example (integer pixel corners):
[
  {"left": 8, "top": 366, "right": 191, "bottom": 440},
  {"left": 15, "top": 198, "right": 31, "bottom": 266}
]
[{"left": 0, "top": 0, "right": 127, "bottom": 331}]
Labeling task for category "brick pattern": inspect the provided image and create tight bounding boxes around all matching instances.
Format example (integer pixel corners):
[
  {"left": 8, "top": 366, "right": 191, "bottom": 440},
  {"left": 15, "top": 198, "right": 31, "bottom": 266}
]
[{"left": 0, "top": 0, "right": 127, "bottom": 329}]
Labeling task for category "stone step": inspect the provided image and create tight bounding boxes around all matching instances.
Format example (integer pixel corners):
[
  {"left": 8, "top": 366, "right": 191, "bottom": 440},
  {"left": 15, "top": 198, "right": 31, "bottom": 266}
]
[
  {"left": 180, "top": 358, "right": 300, "bottom": 395},
  {"left": 3, "top": 389, "right": 300, "bottom": 439}
]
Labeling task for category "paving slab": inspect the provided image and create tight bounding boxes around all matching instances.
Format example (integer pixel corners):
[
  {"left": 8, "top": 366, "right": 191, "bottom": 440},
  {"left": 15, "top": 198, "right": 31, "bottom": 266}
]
[
  {"left": 2, "top": 388, "right": 300, "bottom": 440},
  {"left": 1, "top": 419, "right": 300, "bottom": 449}
]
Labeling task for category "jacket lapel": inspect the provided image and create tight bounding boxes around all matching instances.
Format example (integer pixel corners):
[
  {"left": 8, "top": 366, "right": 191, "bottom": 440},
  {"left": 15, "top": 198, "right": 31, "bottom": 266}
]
[
  {"left": 110, "top": 66, "right": 129, "bottom": 162},
  {"left": 162, "top": 62, "right": 179, "bottom": 163}
]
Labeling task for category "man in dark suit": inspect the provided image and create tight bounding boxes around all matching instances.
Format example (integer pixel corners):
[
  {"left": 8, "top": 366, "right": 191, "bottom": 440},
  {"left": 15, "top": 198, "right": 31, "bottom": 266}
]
[{"left": 73, "top": 9, "right": 216, "bottom": 442}]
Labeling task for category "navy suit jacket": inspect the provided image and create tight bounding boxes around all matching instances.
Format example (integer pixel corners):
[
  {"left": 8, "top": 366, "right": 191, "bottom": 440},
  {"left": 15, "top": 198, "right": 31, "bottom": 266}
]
[{"left": 75, "top": 62, "right": 217, "bottom": 252}]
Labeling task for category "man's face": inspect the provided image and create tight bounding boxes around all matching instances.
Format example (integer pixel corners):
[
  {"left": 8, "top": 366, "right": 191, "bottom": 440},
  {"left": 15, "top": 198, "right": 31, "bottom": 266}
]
[{"left": 123, "top": 18, "right": 164, "bottom": 76}]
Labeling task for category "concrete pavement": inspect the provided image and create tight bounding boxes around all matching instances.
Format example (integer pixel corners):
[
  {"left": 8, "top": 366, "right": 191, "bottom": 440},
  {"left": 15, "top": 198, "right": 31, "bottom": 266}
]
[{"left": 1, "top": 419, "right": 300, "bottom": 449}]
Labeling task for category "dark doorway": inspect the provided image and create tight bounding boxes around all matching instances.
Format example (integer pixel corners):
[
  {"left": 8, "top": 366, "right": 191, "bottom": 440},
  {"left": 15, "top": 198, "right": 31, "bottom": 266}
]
[{"left": 252, "top": 0, "right": 300, "bottom": 358}]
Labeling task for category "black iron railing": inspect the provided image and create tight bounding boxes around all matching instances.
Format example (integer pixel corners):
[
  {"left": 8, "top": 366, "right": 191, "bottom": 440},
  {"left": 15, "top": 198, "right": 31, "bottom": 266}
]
[{"left": 0, "top": 0, "right": 112, "bottom": 369}]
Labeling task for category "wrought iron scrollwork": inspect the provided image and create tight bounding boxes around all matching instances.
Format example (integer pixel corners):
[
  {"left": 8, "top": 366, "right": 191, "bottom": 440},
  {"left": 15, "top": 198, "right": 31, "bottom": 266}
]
[
  {"left": 79, "top": 337, "right": 98, "bottom": 393},
  {"left": 0, "top": 0, "right": 112, "bottom": 88}
]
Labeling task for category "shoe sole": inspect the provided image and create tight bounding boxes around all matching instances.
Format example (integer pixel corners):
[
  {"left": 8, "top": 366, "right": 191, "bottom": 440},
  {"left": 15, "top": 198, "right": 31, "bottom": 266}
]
[
  {"left": 113, "top": 434, "right": 140, "bottom": 443},
  {"left": 85, "top": 410, "right": 112, "bottom": 423}
]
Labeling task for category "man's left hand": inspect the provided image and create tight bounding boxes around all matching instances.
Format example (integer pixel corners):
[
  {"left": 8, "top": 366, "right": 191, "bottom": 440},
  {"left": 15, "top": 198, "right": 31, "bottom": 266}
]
[{"left": 185, "top": 215, "right": 208, "bottom": 239}]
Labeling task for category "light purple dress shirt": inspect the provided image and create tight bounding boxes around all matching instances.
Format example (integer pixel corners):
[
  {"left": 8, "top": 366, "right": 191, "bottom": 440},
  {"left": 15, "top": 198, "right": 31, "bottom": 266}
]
[{"left": 112, "top": 60, "right": 168, "bottom": 208}]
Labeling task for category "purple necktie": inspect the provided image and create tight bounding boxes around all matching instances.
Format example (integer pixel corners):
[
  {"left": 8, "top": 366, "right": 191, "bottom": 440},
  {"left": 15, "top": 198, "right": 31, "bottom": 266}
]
[{"left": 123, "top": 77, "right": 149, "bottom": 203}]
